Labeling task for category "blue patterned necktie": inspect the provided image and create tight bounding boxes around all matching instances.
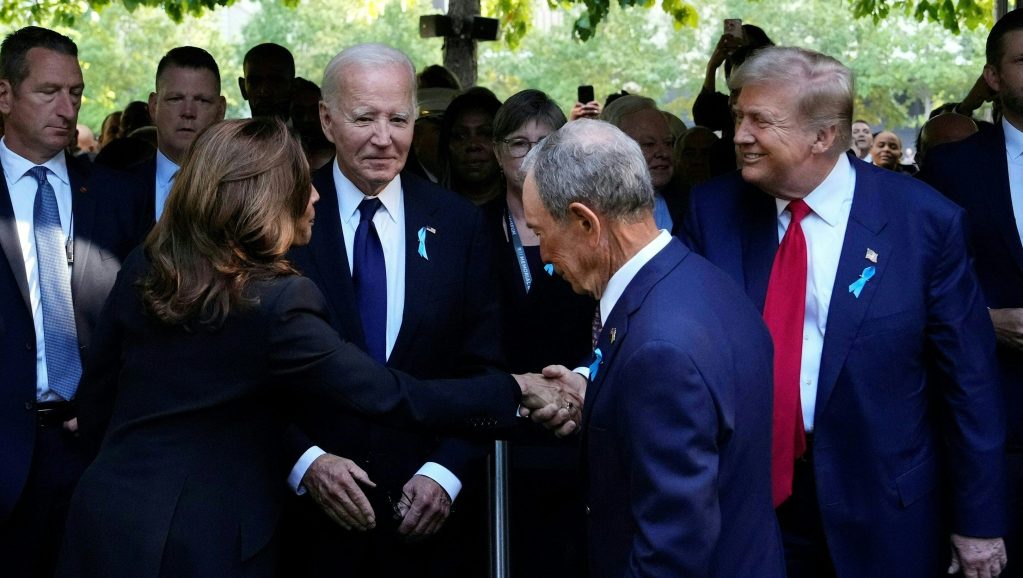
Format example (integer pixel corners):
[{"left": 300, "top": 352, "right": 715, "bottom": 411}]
[
  {"left": 30, "top": 166, "right": 81, "bottom": 401},
  {"left": 353, "top": 197, "right": 387, "bottom": 364}
]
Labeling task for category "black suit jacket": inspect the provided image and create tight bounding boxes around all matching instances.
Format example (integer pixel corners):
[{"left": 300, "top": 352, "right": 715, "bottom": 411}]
[
  {"left": 287, "top": 166, "right": 503, "bottom": 491},
  {"left": 59, "top": 252, "right": 520, "bottom": 578},
  {"left": 0, "top": 153, "right": 145, "bottom": 520},
  {"left": 920, "top": 124, "right": 1023, "bottom": 448},
  {"left": 128, "top": 156, "right": 157, "bottom": 235}
]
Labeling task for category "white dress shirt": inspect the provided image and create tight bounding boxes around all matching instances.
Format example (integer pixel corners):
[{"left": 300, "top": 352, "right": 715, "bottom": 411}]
[
  {"left": 153, "top": 150, "right": 179, "bottom": 222},
  {"left": 1002, "top": 117, "right": 1023, "bottom": 246},
  {"left": 574, "top": 230, "right": 672, "bottom": 380},
  {"left": 773, "top": 153, "right": 856, "bottom": 432},
  {"left": 1, "top": 138, "right": 74, "bottom": 402},
  {"left": 289, "top": 161, "right": 461, "bottom": 501}
]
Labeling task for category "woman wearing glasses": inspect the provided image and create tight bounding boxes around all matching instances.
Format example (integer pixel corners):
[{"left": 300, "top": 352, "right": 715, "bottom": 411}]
[{"left": 483, "top": 89, "right": 594, "bottom": 578}]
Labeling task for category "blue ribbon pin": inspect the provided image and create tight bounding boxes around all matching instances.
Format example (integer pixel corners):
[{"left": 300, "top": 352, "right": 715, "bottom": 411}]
[
  {"left": 417, "top": 227, "right": 429, "bottom": 260},
  {"left": 588, "top": 347, "right": 603, "bottom": 381},
  {"left": 848, "top": 265, "right": 876, "bottom": 298},
  {"left": 544, "top": 263, "right": 555, "bottom": 276}
]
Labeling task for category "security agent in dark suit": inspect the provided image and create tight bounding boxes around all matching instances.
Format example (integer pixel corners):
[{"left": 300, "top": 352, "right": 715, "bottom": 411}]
[
  {"left": 522, "top": 120, "right": 785, "bottom": 577},
  {"left": 684, "top": 46, "right": 1007, "bottom": 577},
  {"left": 0, "top": 26, "right": 145, "bottom": 577},
  {"left": 133, "top": 46, "right": 226, "bottom": 231},
  {"left": 919, "top": 10, "right": 1023, "bottom": 575},
  {"left": 281, "top": 44, "right": 502, "bottom": 577}
]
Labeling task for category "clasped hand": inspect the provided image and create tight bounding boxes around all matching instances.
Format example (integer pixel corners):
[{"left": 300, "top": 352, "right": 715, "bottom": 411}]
[{"left": 514, "top": 364, "right": 586, "bottom": 437}]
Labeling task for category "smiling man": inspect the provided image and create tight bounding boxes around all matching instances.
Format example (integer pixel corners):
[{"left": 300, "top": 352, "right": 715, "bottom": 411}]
[
  {"left": 137, "top": 46, "right": 225, "bottom": 227},
  {"left": 684, "top": 46, "right": 1007, "bottom": 578},
  {"left": 281, "top": 43, "right": 502, "bottom": 578}
]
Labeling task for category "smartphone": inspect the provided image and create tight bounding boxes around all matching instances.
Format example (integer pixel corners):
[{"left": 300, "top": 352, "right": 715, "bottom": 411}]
[
  {"left": 724, "top": 18, "right": 743, "bottom": 40},
  {"left": 577, "top": 85, "right": 595, "bottom": 104}
]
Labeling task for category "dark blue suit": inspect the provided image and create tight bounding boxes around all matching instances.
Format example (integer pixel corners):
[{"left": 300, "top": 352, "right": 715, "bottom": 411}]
[
  {"left": 282, "top": 165, "right": 502, "bottom": 576},
  {"left": 920, "top": 124, "right": 1023, "bottom": 574},
  {"left": 583, "top": 237, "right": 784, "bottom": 577},
  {"left": 0, "top": 153, "right": 144, "bottom": 574},
  {"left": 684, "top": 157, "right": 1007, "bottom": 576}
]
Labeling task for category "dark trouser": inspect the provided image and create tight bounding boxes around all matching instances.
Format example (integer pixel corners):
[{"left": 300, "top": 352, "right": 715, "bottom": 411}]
[
  {"left": 0, "top": 418, "right": 90, "bottom": 578},
  {"left": 775, "top": 436, "right": 838, "bottom": 578}
]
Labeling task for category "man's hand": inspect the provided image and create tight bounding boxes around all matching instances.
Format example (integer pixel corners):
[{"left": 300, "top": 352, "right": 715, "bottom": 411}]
[
  {"left": 302, "top": 453, "right": 376, "bottom": 531},
  {"left": 515, "top": 365, "right": 586, "bottom": 437},
  {"left": 989, "top": 308, "right": 1023, "bottom": 351},
  {"left": 948, "top": 534, "right": 1007, "bottom": 578},
  {"left": 570, "top": 101, "right": 602, "bottom": 121},
  {"left": 396, "top": 475, "right": 451, "bottom": 540}
]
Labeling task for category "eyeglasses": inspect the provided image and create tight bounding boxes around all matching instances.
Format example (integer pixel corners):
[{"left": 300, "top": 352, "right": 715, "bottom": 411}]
[
  {"left": 387, "top": 491, "right": 412, "bottom": 521},
  {"left": 498, "top": 137, "right": 544, "bottom": 159}
]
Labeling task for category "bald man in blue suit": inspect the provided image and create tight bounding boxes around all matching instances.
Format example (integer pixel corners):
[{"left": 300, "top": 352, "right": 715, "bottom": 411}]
[{"left": 524, "top": 119, "right": 784, "bottom": 577}]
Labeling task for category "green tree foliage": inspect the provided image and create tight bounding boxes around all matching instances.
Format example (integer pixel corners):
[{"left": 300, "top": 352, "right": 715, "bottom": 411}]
[
  {"left": 1, "top": 3, "right": 239, "bottom": 131},
  {"left": 0, "top": 0, "right": 992, "bottom": 136}
]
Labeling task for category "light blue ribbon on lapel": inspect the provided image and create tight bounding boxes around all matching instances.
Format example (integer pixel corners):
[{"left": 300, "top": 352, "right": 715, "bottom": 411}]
[
  {"left": 544, "top": 263, "right": 554, "bottom": 276},
  {"left": 417, "top": 227, "right": 429, "bottom": 260},
  {"left": 848, "top": 265, "right": 876, "bottom": 298},
  {"left": 588, "top": 347, "right": 603, "bottom": 381}
]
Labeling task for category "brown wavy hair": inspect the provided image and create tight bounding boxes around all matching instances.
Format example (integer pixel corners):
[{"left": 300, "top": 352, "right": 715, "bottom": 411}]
[{"left": 140, "top": 118, "right": 312, "bottom": 329}]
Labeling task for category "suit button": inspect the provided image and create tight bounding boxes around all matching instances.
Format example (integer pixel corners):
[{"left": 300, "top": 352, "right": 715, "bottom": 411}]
[
  {"left": 25, "top": 341, "right": 32, "bottom": 350},
  {"left": 585, "top": 505, "right": 591, "bottom": 515},
  {"left": 24, "top": 401, "right": 34, "bottom": 410}
]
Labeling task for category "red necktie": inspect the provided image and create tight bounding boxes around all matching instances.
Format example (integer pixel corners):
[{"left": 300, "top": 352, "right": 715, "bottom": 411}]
[{"left": 763, "top": 199, "right": 811, "bottom": 508}]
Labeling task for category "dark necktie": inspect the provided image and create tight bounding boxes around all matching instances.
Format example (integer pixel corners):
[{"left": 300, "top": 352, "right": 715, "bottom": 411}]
[
  {"left": 763, "top": 198, "right": 811, "bottom": 508},
  {"left": 353, "top": 197, "right": 387, "bottom": 364},
  {"left": 590, "top": 305, "right": 602, "bottom": 352},
  {"left": 30, "top": 166, "right": 81, "bottom": 401}
]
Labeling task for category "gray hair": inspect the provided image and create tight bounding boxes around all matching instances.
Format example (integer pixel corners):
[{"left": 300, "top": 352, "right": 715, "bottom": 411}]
[
  {"left": 321, "top": 43, "right": 417, "bottom": 117},
  {"left": 523, "top": 119, "right": 653, "bottom": 223},
  {"left": 600, "top": 95, "right": 658, "bottom": 129},
  {"left": 729, "top": 46, "right": 853, "bottom": 156}
]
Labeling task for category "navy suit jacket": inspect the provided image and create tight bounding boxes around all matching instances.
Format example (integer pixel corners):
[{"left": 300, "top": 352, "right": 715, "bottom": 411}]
[
  {"left": 60, "top": 253, "right": 521, "bottom": 577},
  {"left": 683, "top": 157, "right": 1007, "bottom": 575},
  {"left": 128, "top": 156, "right": 157, "bottom": 235},
  {"left": 0, "top": 153, "right": 145, "bottom": 519},
  {"left": 286, "top": 165, "right": 502, "bottom": 493},
  {"left": 582, "top": 238, "right": 785, "bottom": 577},
  {"left": 920, "top": 125, "right": 1023, "bottom": 449}
]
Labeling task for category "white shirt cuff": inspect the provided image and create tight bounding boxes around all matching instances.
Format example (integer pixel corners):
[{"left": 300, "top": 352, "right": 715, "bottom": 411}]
[
  {"left": 415, "top": 462, "right": 462, "bottom": 502},
  {"left": 574, "top": 366, "right": 590, "bottom": 379},
  {"left": 288, "top": 446, "right": 326, "bottom": 495}
]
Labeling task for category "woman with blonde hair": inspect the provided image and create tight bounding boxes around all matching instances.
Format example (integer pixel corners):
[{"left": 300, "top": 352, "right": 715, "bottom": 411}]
[{"left": 56, "top": 118, "right": 555, "bottom": 577}]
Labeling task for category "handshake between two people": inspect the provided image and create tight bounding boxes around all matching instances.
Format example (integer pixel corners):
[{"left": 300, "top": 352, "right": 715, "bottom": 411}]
[{"left": 513, "top": 365, "right": 587, "bottom": 437}]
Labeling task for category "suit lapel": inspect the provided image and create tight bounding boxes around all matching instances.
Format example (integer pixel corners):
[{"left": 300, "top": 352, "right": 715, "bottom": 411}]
[
  {"left": 309, "top": 165, "right": 366, "bottom": 347},
  {"left": 67, "top": 156, "right": 96, "bottom": 298},
  {"left": 581, "top": 240, "right": 686, "bottom": 428},
  {"left": 740, "top": 183, "right": 779, "bottom": 311},
  {"left": 814, "top": 164, "right": 891, "bottom": 415},
  {"left": 0, "top": 166, "right": 30, "bottom": 310},
  {"left": 979, "top": 125, "right": 1023, "bottom": 273},
  {"left": 389, "top": 174, "right": 439, "bottom": 366}
]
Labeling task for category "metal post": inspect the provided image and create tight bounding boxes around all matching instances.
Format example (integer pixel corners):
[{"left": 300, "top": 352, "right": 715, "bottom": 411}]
[{"left": 490, "top": 440, "right": 511, "bottom": 578}]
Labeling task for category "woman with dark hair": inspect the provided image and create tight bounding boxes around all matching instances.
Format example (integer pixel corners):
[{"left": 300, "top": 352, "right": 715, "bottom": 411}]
[
  {"left": 483, "top": 89, "right": 594, "bottom": 578},
  {"left": 439, "top": 86, "right": 503, "bottom": 205},
  {"left": 55, "top": 118, "right": 558, "bottom": 577}
]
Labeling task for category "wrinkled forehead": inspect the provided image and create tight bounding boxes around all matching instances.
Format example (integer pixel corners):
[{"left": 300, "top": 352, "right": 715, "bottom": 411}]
[{"left": 337, "top": 62, "right": 414, "bottom": 111}]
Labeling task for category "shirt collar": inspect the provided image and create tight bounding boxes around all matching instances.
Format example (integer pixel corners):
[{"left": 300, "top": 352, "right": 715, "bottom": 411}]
[
  {"left": 333, "top": 159, "right": 401, "bottom": 225},
  {"left": 1003, "top": 117, "right": 1023, "bottom": 160},
  {"left": 774, "top": 153, "right": 855, "bottom": 227},
  {"left": 0, "top": 137, "right": 69, "bottom": 187},
  {"left": 155, "top": 149, "right": 180, "bottom": 186},
  {"left": 599, "top": 230, "right": 672, "bottom": 325}
]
